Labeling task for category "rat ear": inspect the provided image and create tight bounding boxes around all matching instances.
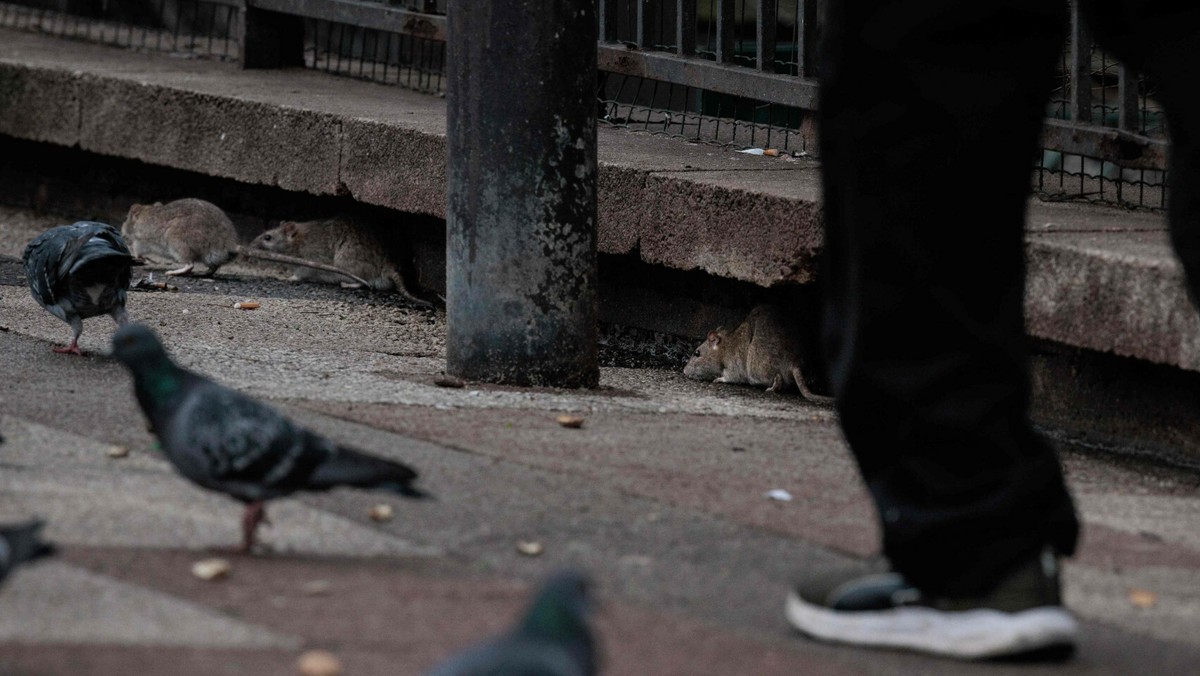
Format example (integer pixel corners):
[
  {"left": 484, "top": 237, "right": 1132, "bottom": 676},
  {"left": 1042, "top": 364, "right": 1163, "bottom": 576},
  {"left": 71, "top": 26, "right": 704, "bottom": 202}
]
[
  {"left": 285, "top": 221, "right": 306, "bottom": 242},
  {"left": 128, "top": 203, "right": 144, "bottom": 217},
  {"left": 707, "top": 330, "right": 722, "bottom": 345},
  {"left": 153, "top": 201, "right": 163, "bottom": 207}
]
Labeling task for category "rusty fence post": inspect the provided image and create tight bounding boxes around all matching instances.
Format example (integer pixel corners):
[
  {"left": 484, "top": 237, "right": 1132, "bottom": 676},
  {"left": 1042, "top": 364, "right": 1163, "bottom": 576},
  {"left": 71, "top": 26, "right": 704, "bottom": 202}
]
[{"left": 445, "top": 0, "right": 600, "bottom": 387}]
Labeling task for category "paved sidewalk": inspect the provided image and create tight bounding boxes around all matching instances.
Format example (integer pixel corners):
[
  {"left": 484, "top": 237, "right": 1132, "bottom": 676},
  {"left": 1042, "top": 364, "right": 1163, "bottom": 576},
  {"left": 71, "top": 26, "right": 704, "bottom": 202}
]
[{"left": 1, "top": 210, "right": 1199, "bottom": 674}]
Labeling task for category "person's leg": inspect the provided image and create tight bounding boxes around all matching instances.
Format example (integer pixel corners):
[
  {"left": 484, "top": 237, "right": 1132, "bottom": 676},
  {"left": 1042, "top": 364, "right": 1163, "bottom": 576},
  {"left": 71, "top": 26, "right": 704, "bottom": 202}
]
[
  {"left": 790, "top": 1, "right": 1082, "bottom": 657},
  {"left": 1080, "top": 2, "right": 1200, "bottom": 297},
  {"left": 816, "top": 0, "right": 1079, "bottom": 599}
]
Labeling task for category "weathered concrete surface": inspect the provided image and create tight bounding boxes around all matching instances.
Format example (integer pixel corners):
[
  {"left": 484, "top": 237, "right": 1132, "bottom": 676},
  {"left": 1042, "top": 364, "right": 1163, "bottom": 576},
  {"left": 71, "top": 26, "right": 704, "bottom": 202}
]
[
  {"left": 0, "top": 66, "right": 80, "bottom": 145},
  {"left": 79, "top": 79, "right": 343, "bottom": 195},
  {"left": 1025, "top": 203, "right": 1192, "bottom": 370}
]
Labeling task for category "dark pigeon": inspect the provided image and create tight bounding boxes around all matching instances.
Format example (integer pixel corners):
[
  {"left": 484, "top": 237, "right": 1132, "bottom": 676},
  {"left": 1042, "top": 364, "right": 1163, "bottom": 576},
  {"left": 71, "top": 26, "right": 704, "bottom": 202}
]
[
  {"left": 0, "top": 520, "right": 55, "bottom": 588},
  {"left": 426, "top": 571, "right": 597, "bottom": 676},
  {"left": 22, "top": 221, "right": 133, "bottom": 355},
  {"left": 110, "top": 323, "right": 428, "bottom": 553}
]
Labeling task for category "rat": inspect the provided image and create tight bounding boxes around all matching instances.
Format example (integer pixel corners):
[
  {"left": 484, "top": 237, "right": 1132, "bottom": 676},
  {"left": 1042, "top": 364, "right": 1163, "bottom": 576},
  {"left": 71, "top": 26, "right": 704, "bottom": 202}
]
[
  {"left": 249, "top": 217, "right": 430, "bottom": 306},
  {"left": 120, "top": 198, "right": 389, "bottom": 290},
  {"left": 683, "top": 304, "right": 834, "bottom": 405},
  {"left": 121, "top": 198, "right": 238, "bottom": 277}
]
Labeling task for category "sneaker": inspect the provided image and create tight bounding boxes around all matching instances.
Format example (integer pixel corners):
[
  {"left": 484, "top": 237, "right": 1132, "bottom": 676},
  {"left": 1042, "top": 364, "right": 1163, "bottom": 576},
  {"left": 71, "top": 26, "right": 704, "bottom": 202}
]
[{"left": 785, "top": 548, "right": 1078, "bottom": 660}]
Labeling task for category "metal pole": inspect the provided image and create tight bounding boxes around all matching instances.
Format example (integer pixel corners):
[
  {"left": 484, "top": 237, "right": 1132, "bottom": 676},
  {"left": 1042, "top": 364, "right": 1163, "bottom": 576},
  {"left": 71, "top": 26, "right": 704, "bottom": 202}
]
[{"left": 446, "top": 0, "right": 600, "bottom": 388}]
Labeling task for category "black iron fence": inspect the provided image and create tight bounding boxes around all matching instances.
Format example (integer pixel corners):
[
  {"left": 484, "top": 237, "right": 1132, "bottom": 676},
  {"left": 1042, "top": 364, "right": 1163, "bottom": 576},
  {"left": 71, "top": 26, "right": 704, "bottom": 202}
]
[
  {"left": 0, "top": 0, "right": 241, "bottom": 59},
  {"left": 0, "top": 0, "right": 1171, "bottom": 209}
]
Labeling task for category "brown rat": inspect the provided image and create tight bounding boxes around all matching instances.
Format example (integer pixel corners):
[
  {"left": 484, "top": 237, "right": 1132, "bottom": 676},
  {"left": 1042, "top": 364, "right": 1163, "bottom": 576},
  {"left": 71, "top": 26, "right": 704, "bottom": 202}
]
[
  {"left": 683, "top": 304, "right": 834, "bottom": 405},
  {"left": 249, "top": 217, "right": 429, "bottom": 306},
  {"left": 121, "top": 198, "right": 238, "bottom": 277}
]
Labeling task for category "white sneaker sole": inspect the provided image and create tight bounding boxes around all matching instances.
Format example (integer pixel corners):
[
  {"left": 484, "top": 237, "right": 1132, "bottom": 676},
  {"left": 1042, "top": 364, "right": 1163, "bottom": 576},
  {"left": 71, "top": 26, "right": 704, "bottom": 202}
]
[{"left": 785, "top": 590, "right": 1079, "bottom": 660}]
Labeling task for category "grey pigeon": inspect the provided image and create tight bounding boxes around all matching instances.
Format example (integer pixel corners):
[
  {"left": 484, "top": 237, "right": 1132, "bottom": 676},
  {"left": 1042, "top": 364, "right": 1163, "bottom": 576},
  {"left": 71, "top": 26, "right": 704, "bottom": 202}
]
[
  {"left": 110, "top": 323, "right": 428, "bottom": 553},
  {"left": 426, "top": 570, "right": 597, "bottom": 676},
  {"left": 22, "top": 221, "right": 133, "bottom": 355},
  {"left": 0, "top": 520, "right": 55, "bottom": 588}
]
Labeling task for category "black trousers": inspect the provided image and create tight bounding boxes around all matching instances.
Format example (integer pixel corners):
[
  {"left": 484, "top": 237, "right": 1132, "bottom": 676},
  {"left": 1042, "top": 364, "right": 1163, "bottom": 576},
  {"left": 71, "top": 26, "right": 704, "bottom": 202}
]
[{"left": 818, "top": 0, "right": 1200, "bottom": 597}]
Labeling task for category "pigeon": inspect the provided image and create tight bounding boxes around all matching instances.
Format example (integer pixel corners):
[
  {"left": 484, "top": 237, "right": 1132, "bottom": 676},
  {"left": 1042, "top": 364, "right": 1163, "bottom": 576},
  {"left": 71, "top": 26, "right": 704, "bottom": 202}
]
[
  {"left": 0, "top": 520, "right": 55, "bottom": 588},
  {"left": 22, "top": 221, "right": 133, "bottom": 355},
  {"left": 426, "top": 570, "right": 597, "bottom": 676},
  {"left": 110, "top": 323, "right": 428, "bottom": 553}
]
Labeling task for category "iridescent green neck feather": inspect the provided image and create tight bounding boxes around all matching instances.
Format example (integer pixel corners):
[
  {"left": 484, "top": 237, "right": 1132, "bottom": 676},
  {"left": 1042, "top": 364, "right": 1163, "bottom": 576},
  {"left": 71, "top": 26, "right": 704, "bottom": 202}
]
[
  {"left": 522, "top": 598, "right": 580, "bottom": 642},
  {"left": 136, "top": 357, "right": 184, "bottom": 404}
]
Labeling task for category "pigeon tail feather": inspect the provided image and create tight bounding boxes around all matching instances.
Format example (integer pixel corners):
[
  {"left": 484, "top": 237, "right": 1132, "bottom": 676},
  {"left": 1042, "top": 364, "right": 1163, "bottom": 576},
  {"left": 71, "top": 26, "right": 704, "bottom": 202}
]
[{"left": 305, "top": 446, "right": 424, "bottom": 497}]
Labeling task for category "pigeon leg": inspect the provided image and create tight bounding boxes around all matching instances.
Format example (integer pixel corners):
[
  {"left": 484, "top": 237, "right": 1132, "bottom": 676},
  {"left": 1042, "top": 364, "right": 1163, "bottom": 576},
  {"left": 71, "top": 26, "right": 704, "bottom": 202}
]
[
  {"left": 165, "top": 264, "right": 195, "bottom": 276},
  {"left": 52, "top": 339, "right": 83, "bottom": 356},
  {"left": 53, "top": 320, "right": 85, "bottom": 356},
  {"left": 240, "top": 501, "right": 269, "bottom": 554}
]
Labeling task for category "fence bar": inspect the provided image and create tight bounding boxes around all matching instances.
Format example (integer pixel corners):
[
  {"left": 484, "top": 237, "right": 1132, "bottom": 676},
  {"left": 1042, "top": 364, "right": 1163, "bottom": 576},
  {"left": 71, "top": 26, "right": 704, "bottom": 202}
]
[
  {"left": 446, "top": 0, "right": 599, "bottom": 388},
  {"left": 677, "top": 0, "right": 695, "bottom": 55},
  {"left": 1041, "top": 118, "right": 1167, "bottom": 170},
  {"left": 1069, "top": 3, "right": 1092, "bottom": 123},
  {"left": 715, "top": 0, "right": 733, "bottom": 63},
  {"left": 248, "top": 0, "right": 445, "bottom": 40},
  {"left": 599, "top": 0, "right": 617, "bottom": 42},
  {"left": 757, "top": 0, "right": 775, "bottom": 71},
  {"left": 1117, "top": 63, "right": 1139, "bottom": 132},
  {"left": 800, "top": 0, "right": 819, "bottom": 76},
  {"left": 598, "top": 44, "right": 818, "bottom": 109},
  {"left": 636, "top": 0, "right": 648, "bottom": 47}
]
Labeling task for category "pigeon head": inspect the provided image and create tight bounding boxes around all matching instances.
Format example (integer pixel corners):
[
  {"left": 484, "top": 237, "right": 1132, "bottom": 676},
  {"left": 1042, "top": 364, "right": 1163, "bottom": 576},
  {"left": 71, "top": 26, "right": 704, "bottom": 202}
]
[
  {"left": 111, "top": 322, "right": 170, "bottom": 367},
  {"left": 112, "top": 323, "right": 188, "bottom": 409},
  {"left": 519, "top": 570, "right": 593, "bottom": 641}
]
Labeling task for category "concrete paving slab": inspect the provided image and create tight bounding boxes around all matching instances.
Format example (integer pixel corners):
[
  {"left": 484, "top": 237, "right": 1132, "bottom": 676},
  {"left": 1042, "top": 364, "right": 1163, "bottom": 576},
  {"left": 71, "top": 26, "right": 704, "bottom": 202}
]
[
  {"left": 0, "top": 416, "right": 439, "bottom": 557},
  {"left": 51, "top": 547, "right": 869, "bottom": 676},
  {"left": 0, "top": 279, "right": 835, "bottom": 422},
  {"left": 0, "top": 561, "right": 298, "bottom": 648},
  {"left": 596, "top": 128, "right": 817, "bottom": 172},
  {"left": 1075, "top": 492, "right": 1200, "bottom": 553},
  {"left": 1066, "top": 565, "right": 1200, "bottom": 648}
]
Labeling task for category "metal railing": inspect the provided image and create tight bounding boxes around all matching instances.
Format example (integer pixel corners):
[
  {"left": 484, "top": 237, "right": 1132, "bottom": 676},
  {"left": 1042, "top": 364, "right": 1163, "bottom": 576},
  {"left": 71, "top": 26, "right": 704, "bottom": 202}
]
[
  {"left": 0, "top": 0, "right": 241, "bottom": 59},
  {"left": 0, "top": 0, "right": 1172, "bottom": 209}
]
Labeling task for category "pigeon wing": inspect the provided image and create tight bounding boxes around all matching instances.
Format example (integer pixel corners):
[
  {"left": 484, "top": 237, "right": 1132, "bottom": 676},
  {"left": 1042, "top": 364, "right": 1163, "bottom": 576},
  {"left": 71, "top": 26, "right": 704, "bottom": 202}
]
[
  {"left": 22, "top": 225, "right": 71, "bottom": 310},
  {"left": 166, "top": 383, "right": 332, "bottom": 500},
  {"left": 22, "top": 222, "right": 131, "bottom": 314}
]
